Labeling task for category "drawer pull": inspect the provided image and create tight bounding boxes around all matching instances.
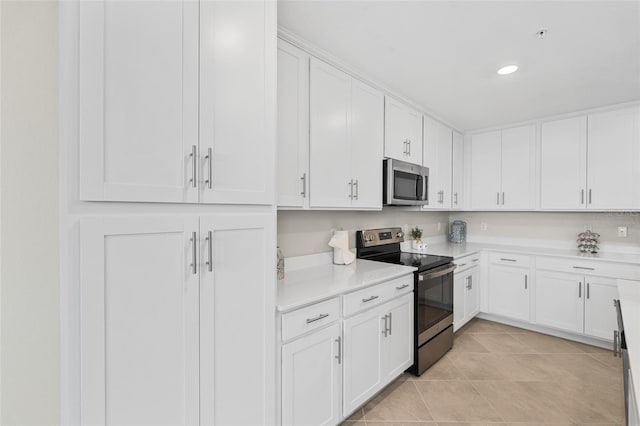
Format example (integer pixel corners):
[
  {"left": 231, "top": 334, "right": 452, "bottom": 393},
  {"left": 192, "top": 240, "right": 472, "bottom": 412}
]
[
  {"left": 362, "top": 295, "right": 379, "bottom": 303},
  {"left": 472, "top": 259, "right": 479, "bottom": 262},
  {"left": 396, "top": 284, "right": 410, "bottom": 290},
  {"left": 500, "top": 258, "right": 517, "bottom": 262},
  {"left": 305, "top": 313, "right": 329, "bottom": 324},
  {"left": 457, "top": 263, "right": 467, "bottom": 268},
  {"left": 573, "top": 266, "right": 595, "bottom": 271}
]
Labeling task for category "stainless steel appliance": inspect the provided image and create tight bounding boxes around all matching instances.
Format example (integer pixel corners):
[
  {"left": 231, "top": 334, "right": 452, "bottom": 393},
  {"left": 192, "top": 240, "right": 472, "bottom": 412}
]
[
  {"left": 615, "top": 299, "right": 630, "bottom": 425},
  {"left": 383, "top": 159, "right": 429, "bottom": 206},
  {"left": 356, "top": 227, "right": 455, "bottom": 376}
]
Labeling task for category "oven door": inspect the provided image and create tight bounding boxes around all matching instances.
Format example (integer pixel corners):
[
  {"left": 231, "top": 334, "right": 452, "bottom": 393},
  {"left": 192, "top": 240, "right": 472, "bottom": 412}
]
[{"left": 416, "top": 263, "right": 455, "bottom": 346}]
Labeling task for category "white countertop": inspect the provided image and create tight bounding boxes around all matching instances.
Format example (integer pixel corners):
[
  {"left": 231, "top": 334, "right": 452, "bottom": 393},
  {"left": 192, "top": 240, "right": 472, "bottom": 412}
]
[
  {"left": 277, "top": 259, "right": 416, "bottom": 312},
  {"left": 618, "top": 279, "right": 640, "bottom": 401},
  {"left": 404, "top": 241, "right": 640, "bottom": 265}
]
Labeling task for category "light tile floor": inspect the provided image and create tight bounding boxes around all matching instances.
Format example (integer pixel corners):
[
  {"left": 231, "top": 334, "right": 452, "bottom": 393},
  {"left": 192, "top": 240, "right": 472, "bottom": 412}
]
[{"left": 342, "top": 318, "right": 624, "bottom": 426}]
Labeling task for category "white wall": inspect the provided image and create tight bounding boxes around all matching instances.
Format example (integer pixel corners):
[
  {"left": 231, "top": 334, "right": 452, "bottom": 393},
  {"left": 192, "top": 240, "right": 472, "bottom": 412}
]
[
  {"left": 451, "top": 211, "right": 640, "bottom": 248},
  {"left": 0, "top": 2, "right": 59, "bottom": 424},
  {"left": 277, "top": 209, "right": 449, "bottom": 257}
]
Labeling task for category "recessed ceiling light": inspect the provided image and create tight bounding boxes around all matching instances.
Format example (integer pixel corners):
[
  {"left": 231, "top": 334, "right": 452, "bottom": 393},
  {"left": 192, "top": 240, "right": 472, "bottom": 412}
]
[{"left": 497, "top": 65, "right": 519, "bottom": 75}]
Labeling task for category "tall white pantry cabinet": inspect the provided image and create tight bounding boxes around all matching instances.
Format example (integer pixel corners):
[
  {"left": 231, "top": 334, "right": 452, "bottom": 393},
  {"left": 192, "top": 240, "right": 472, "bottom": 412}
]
[{"left": 59, "top": 1, "right": 277, "bottom": 425}]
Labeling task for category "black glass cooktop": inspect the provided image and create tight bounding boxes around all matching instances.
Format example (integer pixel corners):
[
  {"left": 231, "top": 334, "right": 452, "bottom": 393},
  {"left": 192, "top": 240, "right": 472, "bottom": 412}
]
[{"left": 364, "top": 252, "right": 453, "bottom": 272}]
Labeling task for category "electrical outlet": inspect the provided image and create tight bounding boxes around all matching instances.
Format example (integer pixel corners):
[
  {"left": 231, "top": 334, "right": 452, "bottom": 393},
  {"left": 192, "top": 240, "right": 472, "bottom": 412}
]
[
  {"left": 480, "top": 222, "right": 488, "bottom": 231},
  {"left": 618, "top": 226, "right": 628, "bottom": 238}
]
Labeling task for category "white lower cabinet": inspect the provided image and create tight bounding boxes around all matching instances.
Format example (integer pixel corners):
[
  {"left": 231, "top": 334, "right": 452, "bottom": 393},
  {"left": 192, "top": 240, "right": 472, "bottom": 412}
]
[
  {"left": 488, "top": 263, "right": 531, "bottom": 322},
  {"left": 454, "top": 263, "right": 480, "bottom": 331},
  {"left": 343, "top": 292, "right": 413, "bottom": 416},
  {"left": 80, "top": 214, "right": 275, "bottom": 426},
  {"left": 281, "top": 323, "right": 342, "bottom": 426},
  {"left": 535, "top": 270, "right": 619, "bottom": 341}
]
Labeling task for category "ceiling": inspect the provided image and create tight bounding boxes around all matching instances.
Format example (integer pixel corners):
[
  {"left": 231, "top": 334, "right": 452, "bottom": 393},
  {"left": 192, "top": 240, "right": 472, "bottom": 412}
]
[{"left": 278, "top": 1, "right": 640, "bottom": 131}]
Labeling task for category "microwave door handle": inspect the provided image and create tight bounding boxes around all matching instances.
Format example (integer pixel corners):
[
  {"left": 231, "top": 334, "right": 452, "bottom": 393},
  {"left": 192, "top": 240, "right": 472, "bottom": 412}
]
[
  {"left": 423, "top": 176, "right": 428, "bottom": 203},
  {"left": 416, "top": 176, "right": 422, "bottom": 201}
]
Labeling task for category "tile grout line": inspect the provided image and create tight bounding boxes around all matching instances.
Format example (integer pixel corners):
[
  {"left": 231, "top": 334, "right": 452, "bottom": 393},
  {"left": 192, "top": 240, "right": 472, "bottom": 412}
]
[
  {"left": 410, "top": 378, "right": 436, "bottom": 423},
  {"left": 466, "top": 379, "right": 508, "bottom": 424}
]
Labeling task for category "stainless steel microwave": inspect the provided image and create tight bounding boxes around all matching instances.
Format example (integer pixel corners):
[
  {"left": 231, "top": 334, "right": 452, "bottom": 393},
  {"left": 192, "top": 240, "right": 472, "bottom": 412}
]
[{"left": 383, "top": 158, "right": 429, "bottom": 206}]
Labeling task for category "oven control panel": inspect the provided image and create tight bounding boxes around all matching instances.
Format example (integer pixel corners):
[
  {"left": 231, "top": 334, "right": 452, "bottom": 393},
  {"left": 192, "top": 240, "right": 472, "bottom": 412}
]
[{"left": 358, "top": 227, "right": 405, "bottom": 247}]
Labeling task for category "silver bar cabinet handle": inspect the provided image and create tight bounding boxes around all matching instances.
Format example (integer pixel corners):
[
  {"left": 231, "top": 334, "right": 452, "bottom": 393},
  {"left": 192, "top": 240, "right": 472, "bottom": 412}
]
[
  {"left": 388, "top": 312, "right": 393, "bottom": 335},
  {"left": 396, "top": 284, "right": 409, "bottom": 290},
  {"left": 454, "top": 192, "right": 458, "bottom": 205},
  {"left": 502, "top": 192, "right": 505, "bottom": 205},
  {"left": 524, "top": 274, "right": 528, "bottom": 290},
  {"left": 190, "top": 145, "right": 197, "bottom": 188},
  {"left": 589, "top": 189, "right": 592, "bottom": 204},
  {"left": 348, "top": 179, "right": 354, "bottom": 199},
  {"left": 587, "top": 282, "right": 590, "bottom": 299},
  {"left": 335, "top": 336, "right": 342, "bottom": 364},
  {"left": 613, "top": 330, "right": 619, "bottom": 357},
  {"left": 581, "top": 189, "right": 585, "bottom": 205},
  {"left": 500, "top": 258, "right": 517, "bottom": 262},
  {"left": 407, "top": 140, "right": 411, "bottom": 156},
  {"left": 382, "top": 315, "right": 388, "bottom": 337},
  {"left": 205, "top": 147, "right": 212, "bottom": 189},
  {"left": 469, "top": 275, "right": 473, "bottom": 290},
  {"left": 579, "top": 282, "right": 582, "bottom": 298},
  {"left": 573, "top": 266, "right": 595, "bottom": 271},
  {"left": 354, "top": 179, "right": 359, "bottom": 200},
  {"left": 190, "top": 231, "right": 197, "bottom": 274},
  {"left": 362, "top": 295, "right": 379, "bottom": 303},
  {"left": 497, "top": 192, "right": 500, "bottom": 205},
  {"left": 206, "top": 231, "right": 213, "bottom": 272},
  {"left": 403, "top": 140, "right": 408, "bottom": 155},
  {"left": 300, "top": 173, "right": 306, "bottom": 197},
  {"left": 306, "top": 313, "right": 329, "bottom": 324}
]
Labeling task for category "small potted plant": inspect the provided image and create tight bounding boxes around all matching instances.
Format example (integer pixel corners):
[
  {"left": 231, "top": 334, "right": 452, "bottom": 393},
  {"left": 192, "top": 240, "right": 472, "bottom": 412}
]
[{"left": 410, "top": 226, "right": 423, "bottom": 249}]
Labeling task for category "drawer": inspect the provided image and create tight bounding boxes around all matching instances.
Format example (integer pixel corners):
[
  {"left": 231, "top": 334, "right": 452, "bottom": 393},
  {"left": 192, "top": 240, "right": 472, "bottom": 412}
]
[
  {"left": 281, "top": 297, "right": 340, "bottom": 342},
  {"left": 489, "top": 252, "right": 531, "bottom": 267},
  {"left": 454, "top": 254, "right": 481, "bottom": 274},
  {"left": 536, "top": 256, "right": 640, "bottom": 280},
  {"left": 343, "top": 275, "right": 413, "bottom": 317}
]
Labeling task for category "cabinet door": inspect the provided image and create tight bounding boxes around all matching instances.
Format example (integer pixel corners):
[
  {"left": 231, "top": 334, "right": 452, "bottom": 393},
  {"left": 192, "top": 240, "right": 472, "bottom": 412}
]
[
  {"left": 501, "top": 125, "right": 535, "bottom": 209},
  {"left": 587, "top": 107, "right": 639, "bottom": 210},
  {"left": 488, "top": 265, "right": 530, "bottom": 322},
  {"left": 540, "top": 116, "right": 587, "bottom": 209},
  {"left": 343, "top": 305, "right": 384, "bottom": 416},
  {"left": 535, "top": 271, "right": 583, "bottom": 333},
  {"left": 80, "top": 216, "right": 200, "bottom": 425},
  {"left": 350, "top": 79, "right": 384, "bottom": 209},
  {"left": 281, "top": 324, "right": 341, "bottom": 426},
  {"left": 423, "top": 119, "right": 451, "bottom": 209},
  {"left": 470, "top": 131, "right": 502, "bottom": 209},
  {"left": 384, "top": 97, "right": 410, "bottom": 162},
  {"left": 309, "top": 58, "right": 351, "bottom": 208},
  {"left": 451, "top": 131, "right": 464, "bottom": 209},
  {"left": 79, "top": 1, "right": 199, "bottom": 203},
  {"left": 277, "top": 40, "right": 309, "bottom": 208},
  {"left": 453, "top": 272, "right": 467, "bottom": 331},
  {"left": 381, "top": 293, "right": 414, "bottom": 383},
  {"left": 465, "top": 268, "right": 480, "bottom": 320},
  {"left": 406, "top": 108, "right": 424, "bottom": 165},
  {"left": 583, "top": 276, "right": 619, "bottom": 340},
  {"left": 199, "top": 214, "right": 275, "bottom": 426},
  {"left": 200, "top": 0, "right": 276, "bottom": 205}
]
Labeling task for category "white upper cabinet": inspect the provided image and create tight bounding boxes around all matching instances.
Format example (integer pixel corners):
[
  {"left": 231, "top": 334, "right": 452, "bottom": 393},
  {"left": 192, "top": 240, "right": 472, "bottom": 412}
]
[
  {"left": 423, "top": 116, "right": 452, "bottom": 209},
  {"left": 309, "top": 58, "right": 383, "bottom": 209},
  {"left": 470, "top": 131, "right": 502, "bottom": 209},
  {"left": 350, "top": 80, "right": 385, "bottom": 209},
  {"left": 79, "top": 1, "right": 275, "bottom": 205},
  {"left": 587, "top": 107, "right": 639, "bottom": 210},
  {"left": 79, "top": 1, "right": 200, "bottom": 203},
  {"left": 451, "top": 131, "right": 465, "bottom": 210},
  {"left": 470, "top": 125, "right": 535, "bottom": 210},
  {"left": 540, "top": 116, "right": 588, "bottom": 210},
  {"left": 277, "top": 39, "right": 309, "bottom": 208},
  {"left": 541, "top": 107, "right": 639, "bottom": 210},
  {"left": 384, "top": 98, "right": 423, "bottom": 165},
  {"left": 199, "top": 1, "right": 275, "bottom": 205}
]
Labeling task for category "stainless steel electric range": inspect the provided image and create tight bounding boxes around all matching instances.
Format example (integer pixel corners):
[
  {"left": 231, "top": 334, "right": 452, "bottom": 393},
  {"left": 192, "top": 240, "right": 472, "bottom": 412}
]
[{"left": 356, "top": 227, "right": 455, "bottom": 376}]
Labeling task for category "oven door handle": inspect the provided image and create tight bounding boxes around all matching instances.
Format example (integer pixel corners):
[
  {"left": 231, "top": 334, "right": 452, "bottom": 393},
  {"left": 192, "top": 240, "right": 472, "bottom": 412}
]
[{"left": 418, "top": 264, "right": 457, "bottom": 281}]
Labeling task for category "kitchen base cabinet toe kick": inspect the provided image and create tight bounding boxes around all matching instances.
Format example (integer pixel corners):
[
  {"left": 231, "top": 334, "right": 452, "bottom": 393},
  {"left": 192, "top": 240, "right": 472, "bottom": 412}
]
[{"left": 278, "top": 275, "right": 414, "bottom": 426}]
